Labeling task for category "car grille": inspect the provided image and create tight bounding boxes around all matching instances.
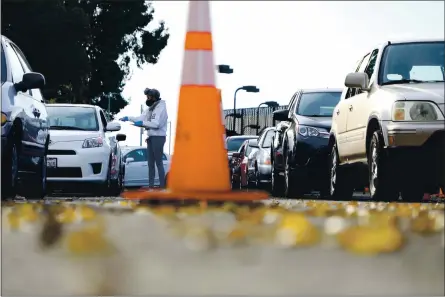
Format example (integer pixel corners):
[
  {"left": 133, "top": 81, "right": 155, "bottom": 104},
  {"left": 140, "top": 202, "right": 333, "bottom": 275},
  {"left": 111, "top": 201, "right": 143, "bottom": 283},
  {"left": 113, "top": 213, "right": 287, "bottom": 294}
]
[
  {"left": 48, "top": 150, "right": 76, "bottom": 155},
  {"left": 48, "top": 167, "right": 82, "bottom": 178}
]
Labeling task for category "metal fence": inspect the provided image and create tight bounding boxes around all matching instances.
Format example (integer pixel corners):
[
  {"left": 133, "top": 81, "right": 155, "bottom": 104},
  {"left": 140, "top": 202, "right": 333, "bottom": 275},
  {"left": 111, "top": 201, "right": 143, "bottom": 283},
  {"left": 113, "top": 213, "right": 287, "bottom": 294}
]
[{"left": 223, "top": 105, "right": 289, "bottom": 136}]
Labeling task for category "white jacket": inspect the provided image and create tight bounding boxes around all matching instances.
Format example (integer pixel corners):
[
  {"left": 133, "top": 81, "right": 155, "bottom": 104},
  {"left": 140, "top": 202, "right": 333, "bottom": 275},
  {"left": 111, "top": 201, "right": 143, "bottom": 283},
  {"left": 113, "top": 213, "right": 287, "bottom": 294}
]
[{"left": 129, "top": 100, "right": 168, "bottom": 137}]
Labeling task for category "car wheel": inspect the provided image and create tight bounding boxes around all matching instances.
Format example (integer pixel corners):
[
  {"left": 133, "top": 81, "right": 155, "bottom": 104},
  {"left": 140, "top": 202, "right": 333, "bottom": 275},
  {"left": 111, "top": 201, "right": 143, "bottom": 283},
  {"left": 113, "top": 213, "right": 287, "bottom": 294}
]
[
  {"left": 24, "top": 154, "right": 48, "bottom": 200},
  {"left": 328, "top": 143, "right": 354, "bottom": 201},
  {"left": 231, "top": 171, "right": 240, "bottom": 190},
  {"left": 368, "top": 131, "right": 399, "bottom": 202},
  {"left": 271, "top": 162, "right": 285, "bottom": 197},
  {"left": 2, "top": 140, "right": 19, "bottom": 199},
  {"left": 284, "top": 155, "right": 302, "bottom": 198}
]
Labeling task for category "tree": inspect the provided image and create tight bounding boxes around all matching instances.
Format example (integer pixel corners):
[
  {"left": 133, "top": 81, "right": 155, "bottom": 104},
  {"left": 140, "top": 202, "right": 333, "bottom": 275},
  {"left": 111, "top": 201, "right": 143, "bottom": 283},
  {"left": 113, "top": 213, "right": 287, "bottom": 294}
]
[{"left": 2, "top": 0, "right": 169, "bottom": 116}]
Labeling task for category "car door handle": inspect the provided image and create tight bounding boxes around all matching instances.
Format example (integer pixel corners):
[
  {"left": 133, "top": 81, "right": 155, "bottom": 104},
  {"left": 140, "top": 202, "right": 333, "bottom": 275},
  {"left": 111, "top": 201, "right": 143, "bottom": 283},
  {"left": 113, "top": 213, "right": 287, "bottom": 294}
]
[
  {"left": 348, "top": 105, "right": 353, "bottom": 111},
  {"left": 336, "top": 109, "right": 340, "bottom": 115},
  {"left": 142, "top": 164, "right": 148, "bottom": 167}
]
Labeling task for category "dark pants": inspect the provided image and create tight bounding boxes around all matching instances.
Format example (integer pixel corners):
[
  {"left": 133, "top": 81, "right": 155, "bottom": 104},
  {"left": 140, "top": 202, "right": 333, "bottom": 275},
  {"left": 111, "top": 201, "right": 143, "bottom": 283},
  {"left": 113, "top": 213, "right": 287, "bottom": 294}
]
[{"left": 147, "top": 136, "right": 166, "bottom": 187}]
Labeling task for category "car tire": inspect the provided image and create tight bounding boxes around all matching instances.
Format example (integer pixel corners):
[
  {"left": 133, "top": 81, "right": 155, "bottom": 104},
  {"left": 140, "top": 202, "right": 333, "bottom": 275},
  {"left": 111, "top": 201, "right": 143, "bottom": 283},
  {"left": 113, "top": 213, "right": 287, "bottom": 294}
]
[
  {"left": 328, "top": 143, "right": 354, "bottom": 201},
  {"left": 2, "top": 138, "right": 19, "bottom": 200},
  {"left": 284, "top": 155, "right": 303, "bottom": 198},
  {"left": 368, "top": 131, "right": 399, "bottom": 202},
  {"left": 271, "top": 162, "right": 285, "bottom": 197},
  {"left": 23, "top": 155, "right": 48, "bottom": 200}
]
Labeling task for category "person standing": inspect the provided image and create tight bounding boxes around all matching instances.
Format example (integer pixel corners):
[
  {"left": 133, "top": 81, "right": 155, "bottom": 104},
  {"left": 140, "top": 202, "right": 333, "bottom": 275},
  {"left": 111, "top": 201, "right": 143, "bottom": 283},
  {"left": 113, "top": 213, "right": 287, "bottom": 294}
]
[{"left": 120, "top": 88, "right": 168, "bottom": 188}]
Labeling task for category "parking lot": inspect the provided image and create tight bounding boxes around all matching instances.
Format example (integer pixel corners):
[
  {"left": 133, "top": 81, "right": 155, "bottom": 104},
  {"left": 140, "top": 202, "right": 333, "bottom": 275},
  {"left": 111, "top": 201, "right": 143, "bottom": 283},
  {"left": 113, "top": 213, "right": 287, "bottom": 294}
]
[{"left": 1, "top": 194, "right": 444, "bottom": 295}]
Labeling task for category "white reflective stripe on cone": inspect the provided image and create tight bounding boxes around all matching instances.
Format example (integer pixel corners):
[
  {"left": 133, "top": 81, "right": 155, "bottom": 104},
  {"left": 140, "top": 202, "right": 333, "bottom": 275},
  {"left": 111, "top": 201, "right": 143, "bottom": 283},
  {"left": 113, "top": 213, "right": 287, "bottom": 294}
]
[
  {"left": 186, "top": 1, "right": 212, "bottom": 32},
  {"left": 181, "top": 50, "right": 216, "bottom": 86}
]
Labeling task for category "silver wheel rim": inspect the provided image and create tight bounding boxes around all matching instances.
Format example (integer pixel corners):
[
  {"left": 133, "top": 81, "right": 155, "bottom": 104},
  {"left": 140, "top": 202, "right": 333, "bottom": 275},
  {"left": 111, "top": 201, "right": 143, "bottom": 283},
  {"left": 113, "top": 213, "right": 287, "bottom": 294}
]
[
  {"left": 330, "top": 151, "right": 337, "bottom": 196},
  {"left": 11, "top": 145, "right": 18, "bottom": 188},
  {"left": 370, "top": 144, "right": 378, "bottom": 195}
]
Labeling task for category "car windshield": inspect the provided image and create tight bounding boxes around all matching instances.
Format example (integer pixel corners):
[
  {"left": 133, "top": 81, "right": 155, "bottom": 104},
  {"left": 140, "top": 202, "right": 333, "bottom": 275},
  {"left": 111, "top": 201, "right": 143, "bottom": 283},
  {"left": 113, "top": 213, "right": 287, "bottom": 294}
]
[
  {"left": 47, "top": 106, "right": 99, "bottom": 131},
  {"left": 226, "top": 137, "right": 256, "bottom": 152},
  {"left": 380, "top": 41, "right": 445, "bottom": 84},
  {"left": 296, "top": 92, "right": 342, "bottom": 117}
]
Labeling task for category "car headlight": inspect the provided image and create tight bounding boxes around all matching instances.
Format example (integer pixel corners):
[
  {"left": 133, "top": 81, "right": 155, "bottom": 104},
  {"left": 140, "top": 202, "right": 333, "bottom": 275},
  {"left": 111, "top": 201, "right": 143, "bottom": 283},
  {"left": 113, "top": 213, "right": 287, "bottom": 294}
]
[
  {"left": 1, "top": 112, "right": 8, "bottom": 126},
  {"left": 298, "top": 125, "right": 329, "bottom": 138},
  {"left": 82, "top": 137, "right": 103, "bottom": 148},
  {"left": 392, "top": 101, "right": 444, "bottom": 121}
]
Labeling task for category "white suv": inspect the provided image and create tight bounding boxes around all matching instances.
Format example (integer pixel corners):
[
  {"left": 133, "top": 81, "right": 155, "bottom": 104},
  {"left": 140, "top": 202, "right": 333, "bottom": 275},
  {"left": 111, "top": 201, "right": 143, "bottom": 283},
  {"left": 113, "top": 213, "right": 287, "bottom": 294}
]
[{"left": 329, "top": 38, "right": 444, "bottom": 202}]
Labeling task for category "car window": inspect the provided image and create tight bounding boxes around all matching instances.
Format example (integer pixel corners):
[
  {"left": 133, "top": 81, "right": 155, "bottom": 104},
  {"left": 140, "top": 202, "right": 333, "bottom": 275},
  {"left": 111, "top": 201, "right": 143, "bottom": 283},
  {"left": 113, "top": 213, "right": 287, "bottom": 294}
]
[
  {"left": 47, "top": 106, "right": 99, "bottom": 131},
  {"left": 365, "top": 49, "right": 379, "bottom": 80},
  {"left": 345, "top": 53, "right": 371, "bottom": 99},
  {"left": 99, "top": 110, "right": 108, "bottom": 129},
  {"left": 125, "top": 149, "right": 147, "bottom": 162},
  {"left": 226, "top": 137, "right": 254, "bottom": 152},
  {"left": 3, "top": 41, "right": 29, "bottom": 94},
  {"left": 11, "top": 43, "right": 44, "bottom": 100},
  {"left": 288, "top": 92, "right": 300, "bottom": 114},
  {"left": 238, "top": 143, "right": 246, "bottom": 154},
  {"left": 261, "top": 130, "right": 274, "bottom": 147},
  {"left": 1, "top": 45, "right": 7, "bottom": 83}
]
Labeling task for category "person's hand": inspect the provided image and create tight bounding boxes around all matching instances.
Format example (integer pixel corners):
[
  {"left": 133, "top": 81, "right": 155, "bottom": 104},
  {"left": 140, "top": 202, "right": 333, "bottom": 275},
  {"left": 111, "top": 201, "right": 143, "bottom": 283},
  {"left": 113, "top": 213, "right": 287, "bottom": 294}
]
[
  {"left": 133, "top": 121, "right": 143, "bottom": 127},
  {"left": 119, "top": 116, "right": 129, "bottom": 122}
]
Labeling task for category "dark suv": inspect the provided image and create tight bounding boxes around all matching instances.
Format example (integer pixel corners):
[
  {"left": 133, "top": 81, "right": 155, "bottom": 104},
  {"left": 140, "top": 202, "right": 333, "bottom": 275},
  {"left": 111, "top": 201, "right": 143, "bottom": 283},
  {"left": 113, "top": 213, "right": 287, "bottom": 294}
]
[{"left": 1, "top": 35, "right": 49, "bottom": 199}]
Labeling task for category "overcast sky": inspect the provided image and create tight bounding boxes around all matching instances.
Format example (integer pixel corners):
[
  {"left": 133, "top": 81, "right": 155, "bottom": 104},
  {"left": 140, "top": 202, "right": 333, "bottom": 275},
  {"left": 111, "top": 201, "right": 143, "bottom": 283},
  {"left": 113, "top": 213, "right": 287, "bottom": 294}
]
[{"left": 116, "top": 1, "right": 445, "bottom": 153}]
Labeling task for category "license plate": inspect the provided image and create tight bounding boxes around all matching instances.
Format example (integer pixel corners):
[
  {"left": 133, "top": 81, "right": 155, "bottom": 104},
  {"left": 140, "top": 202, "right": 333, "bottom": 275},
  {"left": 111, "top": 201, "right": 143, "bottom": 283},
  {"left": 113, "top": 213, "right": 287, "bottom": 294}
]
[{"left": 47, "top": 158, "right": 57, "bottom": 168}]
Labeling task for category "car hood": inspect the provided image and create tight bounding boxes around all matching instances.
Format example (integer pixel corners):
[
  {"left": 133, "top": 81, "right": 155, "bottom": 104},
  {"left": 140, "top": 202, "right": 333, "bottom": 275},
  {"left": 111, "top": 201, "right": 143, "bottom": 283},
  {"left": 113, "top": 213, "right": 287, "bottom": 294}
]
[
  {"left": 49, "top": 130, "right": 101, "bottom": 143},
  {"left": 382, "top": 82, "right": 444, "bottom": 114},
  {"left": 295, "top": 115, "right": 332, "bottom": 130}
]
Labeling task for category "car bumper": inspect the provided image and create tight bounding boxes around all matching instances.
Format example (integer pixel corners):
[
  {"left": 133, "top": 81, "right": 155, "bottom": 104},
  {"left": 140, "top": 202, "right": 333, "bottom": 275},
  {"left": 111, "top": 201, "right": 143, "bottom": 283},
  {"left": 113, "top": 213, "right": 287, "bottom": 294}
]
[
  {"left": 382, "top": 120, "right": 445, "bottom": 147},
  {"left": 292, "top": 135, "right": 330, "bottom": 187},
  {"left": 47, "top": 145, "right": 110, "bottom": 182},
  {"left": 385, "top": 129, "right": 445, "bottom": 188},
  {"left": 257, "top": 163, "right": 272, "bottom": 182}
]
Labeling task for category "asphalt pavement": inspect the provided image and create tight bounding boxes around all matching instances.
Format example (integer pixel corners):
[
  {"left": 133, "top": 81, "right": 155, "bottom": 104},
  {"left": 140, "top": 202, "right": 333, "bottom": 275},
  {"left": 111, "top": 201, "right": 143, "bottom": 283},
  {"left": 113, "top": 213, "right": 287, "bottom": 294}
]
[{"left": 1, "top": 195, "right": 444, "bottom": 295}]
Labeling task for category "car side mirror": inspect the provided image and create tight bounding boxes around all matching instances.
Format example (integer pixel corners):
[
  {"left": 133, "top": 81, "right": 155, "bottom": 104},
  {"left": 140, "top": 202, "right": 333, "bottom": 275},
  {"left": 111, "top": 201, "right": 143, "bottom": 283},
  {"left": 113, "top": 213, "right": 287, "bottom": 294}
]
[
  {"left": 231, "top": 152, "right": 240, "bottom": 158},
  {"left": 106, "top": 122, "right": 121, "bottom": 132},
  {"left": 126, "top": 157, "right": 134, "bottom": 164},
  {"left": 14, "top": 72, "right": 45, "bottom": 93},
  {"left": 116, "top": 133, "right": 126, "bottom": 142},
  {"left": 345, "top": 72, "right": 370, "bottom": 91},
  {"left": 273, "top": 109, "right": 291, "bottom": 122}
]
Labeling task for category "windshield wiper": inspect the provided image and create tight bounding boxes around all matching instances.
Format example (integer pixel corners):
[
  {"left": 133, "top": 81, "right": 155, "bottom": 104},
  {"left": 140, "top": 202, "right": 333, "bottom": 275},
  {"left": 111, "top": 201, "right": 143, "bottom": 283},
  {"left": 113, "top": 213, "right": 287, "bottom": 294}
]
[
  {"left": 381, "top": 79, "right": 425, "bottom": 86},
  {"left": 303, "top": 114, "right": 331, "bottom": 117},
  {"left": 50, "top": 125, "right": 87, "bottom": 130}
]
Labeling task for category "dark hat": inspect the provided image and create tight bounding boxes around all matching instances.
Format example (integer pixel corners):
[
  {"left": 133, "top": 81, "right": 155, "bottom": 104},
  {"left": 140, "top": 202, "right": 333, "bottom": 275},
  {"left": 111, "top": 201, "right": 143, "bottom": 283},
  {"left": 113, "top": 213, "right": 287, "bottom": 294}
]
[
  {"left": 144, "top": 88, "right": 151, "bottom": 95},
  {"left": 148, "top": 88, "right": 161, "bottom": 100}
]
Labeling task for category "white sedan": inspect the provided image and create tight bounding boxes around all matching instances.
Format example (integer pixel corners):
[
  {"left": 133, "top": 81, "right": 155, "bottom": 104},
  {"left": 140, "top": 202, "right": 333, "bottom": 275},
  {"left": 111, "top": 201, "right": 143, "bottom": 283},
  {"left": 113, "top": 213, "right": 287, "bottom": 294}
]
[
  {"left": 46, "top": 104, "right": 126, "bottom": 196},
  {"left": 122, "top": 146, "right": 171, "bottom": 187}
]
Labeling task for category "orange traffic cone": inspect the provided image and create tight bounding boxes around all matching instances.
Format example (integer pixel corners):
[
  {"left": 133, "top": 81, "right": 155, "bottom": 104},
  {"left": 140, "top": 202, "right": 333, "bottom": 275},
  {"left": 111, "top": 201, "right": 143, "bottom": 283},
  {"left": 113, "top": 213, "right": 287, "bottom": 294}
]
[
  {"left": 439, "top": 187, "right": 444, "bottom": 198},
  {"left": 123, "top": 1, "right": 268, "bottom": 202}
]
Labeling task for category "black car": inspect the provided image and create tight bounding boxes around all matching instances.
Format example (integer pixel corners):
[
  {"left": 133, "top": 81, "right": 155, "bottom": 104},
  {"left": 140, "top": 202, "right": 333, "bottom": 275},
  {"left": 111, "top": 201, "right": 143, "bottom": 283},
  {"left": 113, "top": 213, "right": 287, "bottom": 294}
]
[
  {"left": 270, "top": 120, "right": 290, "bottom": 196},
  {"left": 276, "top": 88, "right": 342, "bottom": 198},
  {"left": 1, "top": 35, "right": 49, "bottom": 199}
]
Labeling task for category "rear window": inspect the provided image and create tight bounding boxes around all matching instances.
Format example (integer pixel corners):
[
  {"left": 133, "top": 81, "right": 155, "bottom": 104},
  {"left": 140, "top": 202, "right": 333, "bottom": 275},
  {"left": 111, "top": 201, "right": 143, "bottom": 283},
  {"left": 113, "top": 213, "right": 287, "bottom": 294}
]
[
  {"left": 47, "top": 106, "right": 99, "bottom": 131},
  {"left": 1, "top": 45, "right": 7, "bottom": 83},
  {"left": 226, "top": 137, "right": 257, "bottom": 152}
]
